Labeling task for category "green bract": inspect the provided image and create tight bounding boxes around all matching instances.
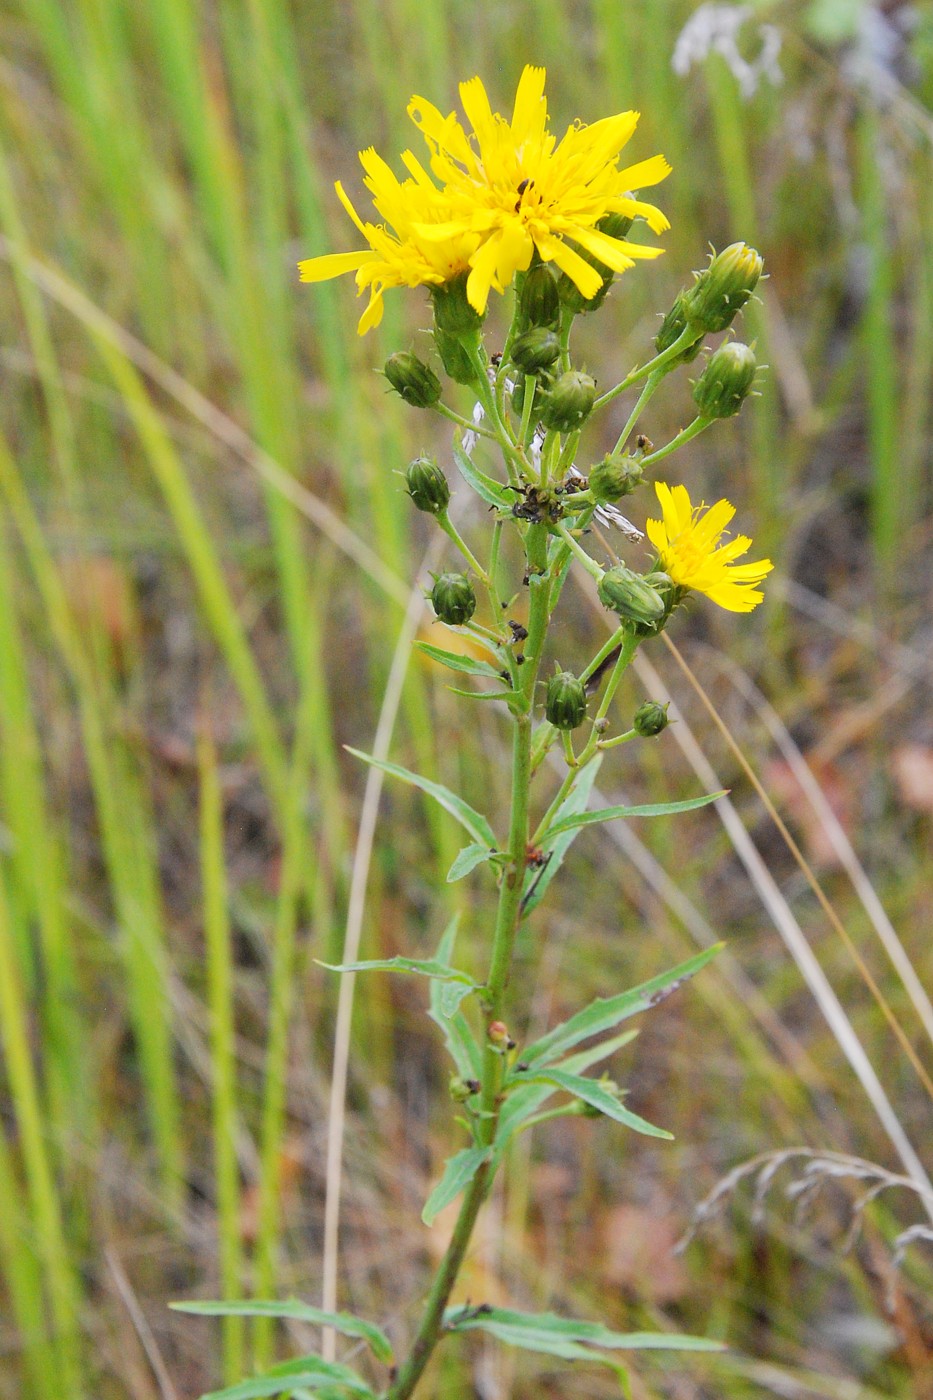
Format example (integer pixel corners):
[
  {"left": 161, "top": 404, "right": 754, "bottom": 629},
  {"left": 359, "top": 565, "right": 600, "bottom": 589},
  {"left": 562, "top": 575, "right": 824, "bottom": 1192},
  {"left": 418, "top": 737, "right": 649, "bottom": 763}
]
[
  {"left": 430, "top": 572, "right": 476, "bottom": 626},
  {"left": 384, "top": 351, "right": 442, "bottom": 407}
]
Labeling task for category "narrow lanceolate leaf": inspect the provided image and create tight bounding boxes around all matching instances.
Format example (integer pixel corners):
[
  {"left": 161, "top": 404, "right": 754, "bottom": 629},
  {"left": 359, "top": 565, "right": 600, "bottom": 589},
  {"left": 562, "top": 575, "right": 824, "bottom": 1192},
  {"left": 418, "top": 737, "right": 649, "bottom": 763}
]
[
  {"left": 521, "top": 1068, "right": 672, "bottom": 1139},
  {"left": 447, "top": 842, "right": 498, "bottom": 883},
  {"left": 429, "top": 917, "right": 483, "bottom": 1080},
  {"left": 422, "top": 1146, "right": 490, "bottom": 1225},
  {"left": 438, "top": 979, "right": 477, "bottom": 1019},
  {"left": 346, "top": 749, "right": 496, "bottom": 848},
  {"left": 521, "top": 756, "right": 602, "bottom": 917},
  {"left": 446, "top": 686, "right": 518, "bottom": 703},
  {"left": 445, "top": 1306, "right": 724, "bottom": 1360},
  {"left": 543, "top": 791, "right": 726, "bottom": 841},
  {"left": 453, "top": 439, "right": 514, "bottom": 510},
  {"left": 170, "top": 1299, "right": 393, "bottom": 1365},
  {"left": 495, "top": 1030, "right": 638, "bottom": 1151},
  {"left": 415, "top": 641, "right": 503, "bottom": 679},
  {"left": 319, "top": 956, "right": 477, "bottom": 990},
  {"left": 197, "top": 1353, "right": 375, "bottom": 1399},
  {"left": 522, "top": 945, "right": 723, "bottom": 1068}
]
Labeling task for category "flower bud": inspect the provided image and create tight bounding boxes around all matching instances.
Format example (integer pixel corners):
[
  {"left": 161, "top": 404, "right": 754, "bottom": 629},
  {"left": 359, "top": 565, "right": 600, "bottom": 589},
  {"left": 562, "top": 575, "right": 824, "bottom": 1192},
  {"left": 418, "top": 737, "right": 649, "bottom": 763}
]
[
  {"left": 487, "top": 1020, "right": 515, "bottom": 1050},
  {"left": 540, "top": 370, "right": 597, "bottom": 432},
  {"left": 545, "top": 670, "right": 587, "bottom": 730},
  {"left": 384, "top": 352, "right": 442, "bottom": 408},
  {"left": 431, "top": 271, "right": 485, "bottom": 334},
  {"left": 434, "top": 328, "right": 476, "bottom": 385},
  {"left": 588, "top": 452, "right": 643, "bottom": 503},
  {"left": 597, "top": 565, "right": 666, "bottom": 625},
  {"left": 449, "top": 1074, "right": 480, "bottom": 1102},
  {"left": 692, "top": 341, "right": 757, "bottom": 420},
  {"left": 510, "top": 327, "right": 561, "bottom": 374},
  {"left": 518, "top": 263, "right": 561, "bottom": 330},
  {"left": 654, "top": 292, "right": 705, "bottom": 364},
  {"left": 430, "top": 572, "right": 476, "bottom": 626},
  {"left": 405, "top": 455, "right": 450, "bottom": 515},
  {"left": 682, "top": 242, "right": 763, "bottom": 335},
  {"left": 633, "top": 700, "right": 670, "bottom": 737}
]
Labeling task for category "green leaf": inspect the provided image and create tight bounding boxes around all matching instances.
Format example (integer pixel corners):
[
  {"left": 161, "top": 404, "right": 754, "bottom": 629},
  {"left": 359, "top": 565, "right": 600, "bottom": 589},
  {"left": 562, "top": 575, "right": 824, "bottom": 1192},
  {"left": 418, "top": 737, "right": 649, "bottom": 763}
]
[
  {"left": 521, "top": 757, "right": 602, "bottom": 917},
  {"left": 543, "top": 791, "right": 725, "bottom": 841},
  {"left": 318, "top": 956, "right": 476, "bottom": 990},
  {"left": 422, "top": 1146, "right": 490, "bottom": 1225},
  {"left": 170, "top": 1299, "right": 393, "bottom": 1365},
  {"left": 429, "top": 916, "right": 483, "bottom": 1080},
  {"left": 346, "top": 749, "right": 496, "bottom": 847},
  {"left": 447, "top": 842, "right": 498, "bottom": 883},
  {"left": 520, "top": 1067, "right": 672, "bottom": 1139},
  {"left": 445, "top": 1305, "right": 723, "bottom": 1362},
  {"left": 438, "top": 979, "right": 476, "bottom": 1018},
  {"left": 453, "top": 438, "right": 514, "bottom": 510},
  {"left": 446, "top": 686, "right": 517, "bottom": 703},
  {"left": 495, "top": 1029, "right": 638, "bottom": 1150},
  {"left": 415, "top": 641, "right": 503, "bottom": 679},
  {"left": 193, "top": 1354, "right": 375, "bottom": 1399},
  {"left": 522, "top": 945, "right": 722, "bottom": 1068}
]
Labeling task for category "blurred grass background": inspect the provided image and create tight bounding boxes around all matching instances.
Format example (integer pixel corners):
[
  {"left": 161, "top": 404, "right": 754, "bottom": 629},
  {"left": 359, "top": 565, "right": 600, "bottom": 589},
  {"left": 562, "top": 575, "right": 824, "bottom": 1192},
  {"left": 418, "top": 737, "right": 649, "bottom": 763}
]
[{"left": 1, "top": 0, "right": 932, "bottom": 1396}]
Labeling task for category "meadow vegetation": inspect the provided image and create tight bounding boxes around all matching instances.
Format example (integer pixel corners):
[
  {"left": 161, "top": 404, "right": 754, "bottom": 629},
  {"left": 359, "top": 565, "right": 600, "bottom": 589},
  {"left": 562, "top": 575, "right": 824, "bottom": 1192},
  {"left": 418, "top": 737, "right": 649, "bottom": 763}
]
[{"left": 0, "top": 2, "right": 932, "bottom": 1397}]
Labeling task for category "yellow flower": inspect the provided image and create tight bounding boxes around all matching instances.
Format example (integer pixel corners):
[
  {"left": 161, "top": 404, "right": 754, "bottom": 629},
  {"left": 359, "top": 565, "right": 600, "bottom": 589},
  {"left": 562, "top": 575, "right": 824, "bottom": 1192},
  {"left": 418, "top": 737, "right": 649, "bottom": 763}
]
[
  {"left": 646, "top": 482, "right": 773, "bottom": 613},
  {"left": 298, "top": 147, "right": 479, "bottom": 334},
  {"left": 407, "top": 65, "right": 671, "bottom": 314}
]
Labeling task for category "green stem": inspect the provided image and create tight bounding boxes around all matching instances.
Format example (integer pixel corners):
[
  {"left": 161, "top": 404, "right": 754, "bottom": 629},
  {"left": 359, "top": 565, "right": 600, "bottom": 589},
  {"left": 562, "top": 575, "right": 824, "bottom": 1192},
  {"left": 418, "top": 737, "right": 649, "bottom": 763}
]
[
  {"left": 433, "top": 402, "right": 497, "bottom": 441},
  {"left": 550, "top": 520, "right": 603, "bottom": 581},
  {"left": 640, "top": 415, "right": 711, "bottom": 467},
  {"left": 611, "top": 368, "right": 663, "bottom": 456},
  {"left": 437, "top": 512, "right": 489, "bottom": 584},
  {"left": 593, "top": 324, "right": 702, "bottom": 412},
  {"left": 385, "top": 528, "right": 550, "bottom": 1400}
]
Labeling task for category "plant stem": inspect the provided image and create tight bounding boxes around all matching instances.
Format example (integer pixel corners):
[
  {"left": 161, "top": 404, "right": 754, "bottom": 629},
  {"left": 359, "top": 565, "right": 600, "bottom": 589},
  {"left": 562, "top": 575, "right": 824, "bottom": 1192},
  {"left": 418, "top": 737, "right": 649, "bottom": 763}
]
[{"left": 384, "top": 528, "right": 550, "bottom": 1400}]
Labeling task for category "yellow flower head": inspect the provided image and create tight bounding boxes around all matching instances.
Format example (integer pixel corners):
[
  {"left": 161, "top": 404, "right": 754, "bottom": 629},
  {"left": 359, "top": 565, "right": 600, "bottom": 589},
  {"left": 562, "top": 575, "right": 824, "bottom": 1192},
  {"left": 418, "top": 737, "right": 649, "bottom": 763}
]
[
  {"left": 407, "top": 64, "right": 671, "bottom": 314},
  {"left": 298, "top": 148, "right": 479, "bottom": 334},
  {"left": 646, "top": 482, "right": 773, "bottom": 613}
]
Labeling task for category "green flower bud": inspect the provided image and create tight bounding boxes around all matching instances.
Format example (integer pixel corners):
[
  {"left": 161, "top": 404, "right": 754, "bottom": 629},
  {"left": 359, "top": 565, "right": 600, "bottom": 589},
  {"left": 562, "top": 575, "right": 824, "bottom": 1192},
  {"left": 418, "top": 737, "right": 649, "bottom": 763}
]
[
  {"left": 682, "top": 242, "right": 763, "bottom": 335},
  {"left": 545, "top": 670, "right": 587, "bottom": 730},
  {"left": 385, "top": 352, "right": 442, "bottom": 408},
  {"left": 693, "top": 341, "right": 757, "bottom": 420},
  {"left": 430, "top": 572, "right": 476, "bottom": 626},
  {"left": 654, "top": 291, "right": 705, "bottom": 363},
  {"left": 540, "top": 370, "right": 597, "bottom": 432},
  {"left": 434, "top": 328, "right": 476, "bottom": 385},
  {"left": 431, "top": 271, "right": 485, "bottom": 334},
  {"left": 518, "top": 263, "right": 561, "bottom": 330},
  {"left": 449, "top": 1074, "right": 480, "bottom": 1102},
  {"left": 405, "top": 455, "right": 450, "bottom": 515},
  {"left": 588, "top": 452, "right": 644, "bottom": 503},
  {"left": 597, "top": 565, "right": 666, "bottom": 625},
  {"left": 633, "top": 700, "right": 670, "bottom": 737},
  {"left": 510, "top": 327, "right": 561, "bottom": 374}
]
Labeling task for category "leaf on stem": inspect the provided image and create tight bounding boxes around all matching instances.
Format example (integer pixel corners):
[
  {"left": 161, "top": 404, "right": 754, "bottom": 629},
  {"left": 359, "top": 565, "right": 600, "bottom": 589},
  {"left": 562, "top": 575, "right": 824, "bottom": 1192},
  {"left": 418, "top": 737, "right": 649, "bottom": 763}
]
[
  {"left": 521, "top": 945, "right": 723, "bottom": 1068},
  {"left": 444, "top": 1305, "right": 724, "bottom": 1363},
  {"left": 452, "top": 439, "right": 514, "bottom": 510},
  {"left": 346, "top": 748, "right": 497, "bottom": 847},
  {"left": 318, "top": 956, "right": 477, "bottom": 990},
  {"left": 429, "top": 916, "right": 483, "bottom": 1080},
  {"left": 521, "top": 756, "right": 602, "bottom": 917},
  {"left": 447, "top": 842, "right": 499, "bottom": 883},
  {"left": 415, "top": 641, "right": 503, "bottom": 679},
  {"left": 514, "top": 1067, "right": 672, "bottom": 1139},
  {"left": 187, "top": 1353, "right": 376, "bottom": 1399},
  {"left": 543, "top": 791, "right": 726, "bottom": 842},
  {"left": 495, "top": 1029, "right": 638, "bottom": 1150},
  {"left": 170, "top": 1299, "right": 393, "bottom": 1365},
  {"left": 422, "top": 1145, "right": 491, "bottom": 1225}
]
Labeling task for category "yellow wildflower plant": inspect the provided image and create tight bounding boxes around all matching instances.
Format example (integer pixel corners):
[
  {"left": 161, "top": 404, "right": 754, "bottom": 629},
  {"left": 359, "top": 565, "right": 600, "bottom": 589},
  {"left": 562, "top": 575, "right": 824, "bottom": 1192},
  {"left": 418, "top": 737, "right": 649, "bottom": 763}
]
[
  {"left": 646, "top": 481, "right": 773, "bottom": 613},
  {"left": 298, "top": 147, "right": 478, "bottom": 334},
  {"left": 408, "top": 64, "right": 671, "bottom": 313}
]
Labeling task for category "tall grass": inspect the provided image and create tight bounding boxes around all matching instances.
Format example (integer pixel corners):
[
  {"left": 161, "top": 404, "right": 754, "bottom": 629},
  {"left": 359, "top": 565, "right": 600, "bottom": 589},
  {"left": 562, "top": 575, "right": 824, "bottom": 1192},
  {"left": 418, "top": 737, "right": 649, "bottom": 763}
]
[{"left": 0, "top": 2, "right": 931, "bottom": 1396}]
